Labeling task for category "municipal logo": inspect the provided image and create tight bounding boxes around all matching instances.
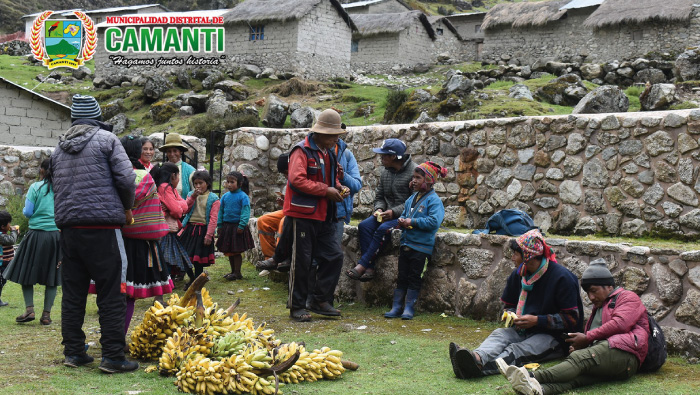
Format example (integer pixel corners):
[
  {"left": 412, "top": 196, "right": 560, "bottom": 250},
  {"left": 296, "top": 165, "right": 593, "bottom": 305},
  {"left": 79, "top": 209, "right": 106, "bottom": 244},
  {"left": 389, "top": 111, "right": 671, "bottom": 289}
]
[{"left": 30, "top": 11, "right": 97, "bottom": 70}]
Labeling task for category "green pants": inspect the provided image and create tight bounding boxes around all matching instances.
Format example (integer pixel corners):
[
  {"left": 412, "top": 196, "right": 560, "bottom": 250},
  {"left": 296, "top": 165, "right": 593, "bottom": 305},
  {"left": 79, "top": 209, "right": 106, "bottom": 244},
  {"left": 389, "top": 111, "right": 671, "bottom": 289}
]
[{"left": 534, "top": 341, "right": 639, "bottom": 395}]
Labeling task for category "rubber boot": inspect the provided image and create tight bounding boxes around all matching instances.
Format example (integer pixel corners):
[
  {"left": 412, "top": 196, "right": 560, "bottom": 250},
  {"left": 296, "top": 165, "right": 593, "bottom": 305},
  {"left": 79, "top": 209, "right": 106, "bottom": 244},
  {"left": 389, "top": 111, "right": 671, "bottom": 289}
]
[
  {"left": 401, "top": 289, "right": 420, "bottom": 320},
  {"left": 384, "top": 289, "right": 406, "bottom": 318},
  {"left": 233, "top": 258, "right": 243, "bottom": 280}
]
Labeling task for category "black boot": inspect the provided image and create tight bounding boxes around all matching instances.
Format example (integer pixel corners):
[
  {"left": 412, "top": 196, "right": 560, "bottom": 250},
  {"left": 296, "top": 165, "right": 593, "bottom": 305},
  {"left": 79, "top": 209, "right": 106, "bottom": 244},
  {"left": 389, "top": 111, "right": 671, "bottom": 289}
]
[
  {"left": 384, "top": 289, "right": 406, "bottom": 318},
  {"left": 401, "top": 289, "right": 419, "bottom": 320}
]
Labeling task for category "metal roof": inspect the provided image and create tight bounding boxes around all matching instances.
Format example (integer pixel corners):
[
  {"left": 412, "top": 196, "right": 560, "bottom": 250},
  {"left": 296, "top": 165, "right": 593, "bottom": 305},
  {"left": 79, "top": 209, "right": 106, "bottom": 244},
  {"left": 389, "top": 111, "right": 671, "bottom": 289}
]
[
  {"left": 21, "top": 9, "right": 82, "bottom": 19},
  {"left": 0, "top": 76, "right": 71, "bottom": 111},
  {"left": 446, "top": 12, "right": 487, "bottom": 17},
  {"left": 96, "top": 9, "right": 230, "bottom": 27},
  {"left": 342, "top": 0, "right": 385, "bottom": 8},
  {"left": 560, "top": 0, "right": 604, "bottom": 10}
]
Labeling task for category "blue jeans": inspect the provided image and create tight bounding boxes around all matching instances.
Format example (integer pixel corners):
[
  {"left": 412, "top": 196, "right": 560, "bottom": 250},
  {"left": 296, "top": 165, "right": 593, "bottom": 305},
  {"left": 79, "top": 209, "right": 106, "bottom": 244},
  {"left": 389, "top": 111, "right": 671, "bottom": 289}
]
[{"left": 357, "top": 215, "right": 398, "bottom": 270}]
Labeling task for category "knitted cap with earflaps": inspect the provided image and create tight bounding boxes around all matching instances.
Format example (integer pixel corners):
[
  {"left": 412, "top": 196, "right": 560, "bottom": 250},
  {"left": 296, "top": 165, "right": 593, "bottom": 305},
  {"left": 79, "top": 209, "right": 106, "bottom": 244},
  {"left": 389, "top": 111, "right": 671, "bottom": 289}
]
[{"left": 581, "top": 258, "right": 615, "bottom": 287}]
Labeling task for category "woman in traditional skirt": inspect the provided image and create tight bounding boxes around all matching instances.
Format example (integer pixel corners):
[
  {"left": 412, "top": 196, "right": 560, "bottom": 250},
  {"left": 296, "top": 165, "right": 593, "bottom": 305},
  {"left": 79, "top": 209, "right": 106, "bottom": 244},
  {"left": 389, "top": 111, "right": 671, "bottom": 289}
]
[
  {"left": 216, "top": 171, "right": 255, "bottom": 280},
  {"left": 5, "top": 159, "right": 60, "bottom": 325},
  {"left": 179, "top": 171, "right": 220, "bottom": 281},
  {"left": 153, "top": 162, "right": 196, "bottom": 289},
  {"left": 89, "top": 136, "right": 175, "bottom": 335}
]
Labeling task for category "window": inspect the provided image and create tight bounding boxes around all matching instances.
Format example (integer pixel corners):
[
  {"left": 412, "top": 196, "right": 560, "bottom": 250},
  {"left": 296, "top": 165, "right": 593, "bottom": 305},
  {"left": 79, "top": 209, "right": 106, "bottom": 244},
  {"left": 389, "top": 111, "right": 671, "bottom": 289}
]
[
  {"left": 249, "top": 25, "right": 264, "bottom": 41},
  {"left": 351, "top": 40, "right": 358, "bottom": 53},
  {"left": 436, "top": 28, "right": 444, "bottom": 36},
  {"left": 632, "top": 30, "right": 643, "bottom": 41},
  {"left": 475, "top": 24, "right": 482, "bottom": 33}
]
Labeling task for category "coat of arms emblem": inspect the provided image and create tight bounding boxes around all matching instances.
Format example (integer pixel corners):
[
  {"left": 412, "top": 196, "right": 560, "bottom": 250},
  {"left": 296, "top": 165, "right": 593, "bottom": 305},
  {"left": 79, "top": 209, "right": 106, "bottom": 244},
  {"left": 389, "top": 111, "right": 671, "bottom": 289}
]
[{"left": 30, "top": 11, "right": 97, "bottom": 70}]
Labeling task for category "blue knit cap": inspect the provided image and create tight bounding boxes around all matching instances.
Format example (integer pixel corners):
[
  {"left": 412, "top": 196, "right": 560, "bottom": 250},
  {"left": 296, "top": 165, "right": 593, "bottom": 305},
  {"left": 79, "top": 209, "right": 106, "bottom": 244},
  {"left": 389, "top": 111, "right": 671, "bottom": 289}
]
[{"left": 71, "top": 94, "right": 102, "bottom": 120}]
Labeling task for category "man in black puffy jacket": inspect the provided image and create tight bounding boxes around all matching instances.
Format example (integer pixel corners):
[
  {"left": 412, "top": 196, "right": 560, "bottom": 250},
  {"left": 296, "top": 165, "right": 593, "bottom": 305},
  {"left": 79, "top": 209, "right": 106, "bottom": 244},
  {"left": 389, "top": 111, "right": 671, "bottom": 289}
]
[{"left": 51, "top": 95, "right": 138, "bottom": 374}]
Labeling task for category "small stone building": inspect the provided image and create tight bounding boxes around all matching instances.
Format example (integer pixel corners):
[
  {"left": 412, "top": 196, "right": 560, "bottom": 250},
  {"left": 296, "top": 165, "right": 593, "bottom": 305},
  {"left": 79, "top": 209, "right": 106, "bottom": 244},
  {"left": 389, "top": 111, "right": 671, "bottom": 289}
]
[
  {"left": 481, "top": 0, "right": 700, "bottom": 65},
  {"left": 445, "top": 11, "right": 485, "bottom": 60},
  {"left": 426, "top": 16, "right": 473, "bottom": 62},
  {"left": 342, "top": 0, "right": 411, "bottom": 14},
  {"left": 350, "top": 10, "right": 436, "bottom": 73},
  {"left": 0, "top": 77, "right": 72, "bottom": 147},
  {"left": 223, "top": 0, "right": 356, "bottom": 80}
]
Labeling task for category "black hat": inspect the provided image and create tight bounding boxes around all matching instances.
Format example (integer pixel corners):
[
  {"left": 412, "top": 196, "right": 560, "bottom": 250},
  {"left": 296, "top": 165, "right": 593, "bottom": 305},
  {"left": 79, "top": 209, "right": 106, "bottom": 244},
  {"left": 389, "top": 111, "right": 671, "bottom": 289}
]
[
  {"left": 581, "top": 258, "right": 615, "bottom": 288},
  {"left": 277, "top": 153, "right": 289, "bottom": 174}
]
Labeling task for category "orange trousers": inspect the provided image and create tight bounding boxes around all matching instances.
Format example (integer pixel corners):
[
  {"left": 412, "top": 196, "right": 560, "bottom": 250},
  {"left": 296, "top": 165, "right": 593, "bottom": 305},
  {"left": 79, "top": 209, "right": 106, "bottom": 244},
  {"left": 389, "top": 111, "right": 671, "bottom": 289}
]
[{"left": 257, "top": 210, "right": 285, "bottom": 259}]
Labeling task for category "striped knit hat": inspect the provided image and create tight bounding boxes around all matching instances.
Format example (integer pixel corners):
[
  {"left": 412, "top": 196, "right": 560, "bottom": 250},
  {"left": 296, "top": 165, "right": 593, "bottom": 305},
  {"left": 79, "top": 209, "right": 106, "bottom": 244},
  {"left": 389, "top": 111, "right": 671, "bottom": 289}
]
[
  {"left": 416, "top": 161, "right": 447, "bottom": 184},
  {"left": 71, "top": 94, "right": 102, "bottom": 120}
]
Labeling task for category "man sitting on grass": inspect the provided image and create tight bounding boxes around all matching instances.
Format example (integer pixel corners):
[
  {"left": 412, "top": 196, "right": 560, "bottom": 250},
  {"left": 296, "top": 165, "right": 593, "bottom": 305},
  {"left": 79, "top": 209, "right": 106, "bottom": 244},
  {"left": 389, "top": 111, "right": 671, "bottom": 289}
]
[
  {"left": 449, "top": 229, "right": 584, "bottom": 378},
  {"left": 496, "top": 259, "right": 650, "bottom": 395}
]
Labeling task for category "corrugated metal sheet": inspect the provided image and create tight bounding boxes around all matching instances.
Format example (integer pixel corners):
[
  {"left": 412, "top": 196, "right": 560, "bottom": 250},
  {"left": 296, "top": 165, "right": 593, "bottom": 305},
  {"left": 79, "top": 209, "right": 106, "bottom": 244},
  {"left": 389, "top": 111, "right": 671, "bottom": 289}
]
[
  {"left": 342, "top": 0, "right": 384, "bottom": 8},
  {"left": 560, "top": 0, "right": 604, "bottom": 10}
]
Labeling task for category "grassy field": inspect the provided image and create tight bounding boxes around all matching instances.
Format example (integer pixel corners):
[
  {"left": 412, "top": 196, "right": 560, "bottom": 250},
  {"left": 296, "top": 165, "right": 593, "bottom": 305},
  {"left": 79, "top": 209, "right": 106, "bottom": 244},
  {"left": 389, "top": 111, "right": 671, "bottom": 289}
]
[{"left": 0, "top": 259, "right": 699, "bottom": 395}]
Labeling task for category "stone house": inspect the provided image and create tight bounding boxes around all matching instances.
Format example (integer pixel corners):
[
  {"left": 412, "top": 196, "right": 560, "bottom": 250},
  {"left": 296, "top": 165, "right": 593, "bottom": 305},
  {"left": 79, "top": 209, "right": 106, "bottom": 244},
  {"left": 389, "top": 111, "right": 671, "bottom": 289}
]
[
  {"left": 0, "top": 76, "right": 71, "bottom": 147},
  {"left": 350, "top": 10, "right": 436, "bottom": 73},
  {"left": 341, "top": 0, "right": 411, "bottom": 14},
  {"left": 444, "top": 11, "right": 485, "bottom": 59},
  {"left": 426, "top": 16, "right": 473, "bottom": 62},
  {"left": 481, "top": 0, "right": 700, "bottom": 65},
  {"left": 223, "top": 0, "right": 356, "bottom": 80}
]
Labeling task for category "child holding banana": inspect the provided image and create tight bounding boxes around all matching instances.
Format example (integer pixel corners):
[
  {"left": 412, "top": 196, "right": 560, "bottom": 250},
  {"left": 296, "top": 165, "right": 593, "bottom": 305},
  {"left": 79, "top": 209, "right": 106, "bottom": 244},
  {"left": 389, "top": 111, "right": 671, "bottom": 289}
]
[{"left": 384, "top": 161, "right": 446, "bottom": 320}]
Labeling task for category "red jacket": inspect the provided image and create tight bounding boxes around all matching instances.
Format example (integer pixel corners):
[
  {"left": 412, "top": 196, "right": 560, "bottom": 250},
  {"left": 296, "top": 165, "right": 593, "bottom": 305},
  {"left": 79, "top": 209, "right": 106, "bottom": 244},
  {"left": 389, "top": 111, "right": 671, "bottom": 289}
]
[
  {"left": 585, "top": 288, "right": 649, "bottom": 364},
  {"left": 283, "top": 134, "right": 341, "bottom": 221}
]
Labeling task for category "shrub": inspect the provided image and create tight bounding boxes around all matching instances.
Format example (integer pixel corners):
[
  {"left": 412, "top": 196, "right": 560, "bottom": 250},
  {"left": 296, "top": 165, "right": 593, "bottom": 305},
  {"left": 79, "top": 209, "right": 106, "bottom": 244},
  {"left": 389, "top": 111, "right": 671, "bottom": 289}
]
[
  {"left": 392, "top": 101, "right": 420, "bottom": 123},
  {"left": 271, "top": 78, "right": 318, "bottom": 97},
  {"left": 187, "top": 112, "right": 259, "bottom": 140},
  {"left": 4, "top": 191, "right": 29, "bottom": 239},
  {"left": 384, "top": 89, "right": 409, "bottom": 123}
]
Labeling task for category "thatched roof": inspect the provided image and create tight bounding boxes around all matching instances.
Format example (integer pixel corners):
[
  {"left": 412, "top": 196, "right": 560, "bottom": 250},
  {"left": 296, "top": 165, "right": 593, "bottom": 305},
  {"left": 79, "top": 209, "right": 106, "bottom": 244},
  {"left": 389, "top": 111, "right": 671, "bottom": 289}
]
[
  {"left": 426, "top": 16, "right": 463, "bottom": 40},
  {"left": 583, "top": 0, "right": 694, "bottom": 28},
  {"left": 224, "top": 0, "right": 356, "bottom": 31},
  {"left": 352, "top": 10, "right": 435, "bottom": 40},
  {"left": 481, "top": 0, "right": 569, "bottom": 31}
]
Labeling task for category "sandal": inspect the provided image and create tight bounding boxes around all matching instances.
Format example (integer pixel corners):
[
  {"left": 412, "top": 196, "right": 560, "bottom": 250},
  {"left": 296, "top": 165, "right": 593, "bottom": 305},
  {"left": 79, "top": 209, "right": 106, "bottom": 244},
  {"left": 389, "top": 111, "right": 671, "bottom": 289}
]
[
  {"left": 223, "top": 273, "right": 237, "bottom": 281},
  {"left": 359, "top": 270, "right": 375, "bottom": 282},
  {"left": 345, "top": 267, "right": 363, "bottom": 281},
  {"left": 290, "top": 309, "right": 312, "bottom": 322},
  {"left": 276, "top": 259, "right": 291, "bottom": 272},
  {"left": 308, "top": 301, "right": 341, "bottom": 317},
  {"left": 16, "top": 311, "right": 35, "bottom": 323},
  {"left": 40, "top": 311, "right": 52, "bottom": 325}
]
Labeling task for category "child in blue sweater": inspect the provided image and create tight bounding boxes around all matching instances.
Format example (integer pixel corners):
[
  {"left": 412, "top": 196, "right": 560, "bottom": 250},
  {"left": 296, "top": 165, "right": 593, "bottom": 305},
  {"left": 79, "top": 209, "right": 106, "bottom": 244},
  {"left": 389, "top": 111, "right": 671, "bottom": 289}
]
[
  {"left": 385, "top": 161, "right": 446, "bottom": 320},
  {"left": 216, "top": 171, "right": 254, "bottom": 280}
]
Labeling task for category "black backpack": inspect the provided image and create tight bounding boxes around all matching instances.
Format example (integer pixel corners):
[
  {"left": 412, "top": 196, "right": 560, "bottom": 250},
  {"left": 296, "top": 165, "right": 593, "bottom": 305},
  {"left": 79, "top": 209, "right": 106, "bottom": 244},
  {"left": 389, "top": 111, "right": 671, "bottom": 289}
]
[{"left": 609, "top": 294, "right": 667, "bottom": 373}]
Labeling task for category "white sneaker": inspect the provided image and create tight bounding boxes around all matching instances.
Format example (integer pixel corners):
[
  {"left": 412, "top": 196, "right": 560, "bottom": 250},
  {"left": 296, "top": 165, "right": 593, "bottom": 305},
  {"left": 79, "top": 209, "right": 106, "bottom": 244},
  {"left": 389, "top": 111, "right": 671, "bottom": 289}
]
[
  {"left": 509, "top": 366, "right": 543, "bottom": 395},
  {"left": 496, "top": 357, "right": 509, "bottom": 377}
]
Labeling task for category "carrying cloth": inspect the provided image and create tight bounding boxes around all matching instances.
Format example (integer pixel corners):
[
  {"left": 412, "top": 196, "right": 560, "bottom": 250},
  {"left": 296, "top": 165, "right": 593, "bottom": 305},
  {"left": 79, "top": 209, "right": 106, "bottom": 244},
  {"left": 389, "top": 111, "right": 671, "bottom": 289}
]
[
  {"left": 121, "top": 169, "right": 169, "bottom": 240},
  {"left": 473, "top": 209, "right": 539, "bottom": 236}
]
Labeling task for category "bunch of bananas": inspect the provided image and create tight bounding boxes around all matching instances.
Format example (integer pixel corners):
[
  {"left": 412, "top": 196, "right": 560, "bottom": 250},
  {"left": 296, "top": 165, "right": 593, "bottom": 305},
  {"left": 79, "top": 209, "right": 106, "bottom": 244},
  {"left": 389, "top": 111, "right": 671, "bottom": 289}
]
[
  {"left": 210, "top": 331, "right": 246, "bottom": 358},
  {"left": 159, "top": 327, "right": 215, "bottom": 375},
  {"left": 501, "top": 310, "right": 518, "bottom": 327},
  {"left": 176, "top": 354, "right": 226, "bottom": 395},
  {"left": 134, "top": 284, "right": 353, "bottom": 395}
]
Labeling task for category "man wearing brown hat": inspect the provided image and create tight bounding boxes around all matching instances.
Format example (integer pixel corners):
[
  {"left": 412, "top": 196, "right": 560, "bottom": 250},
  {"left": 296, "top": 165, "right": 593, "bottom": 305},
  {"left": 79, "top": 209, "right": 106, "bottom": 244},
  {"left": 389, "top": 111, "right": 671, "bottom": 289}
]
[
  {"left": 159, "top": 133, "right": 195, "bottom": 199},
  {"left": 283, "top": 109, "right": 349, "bottom": 322}
]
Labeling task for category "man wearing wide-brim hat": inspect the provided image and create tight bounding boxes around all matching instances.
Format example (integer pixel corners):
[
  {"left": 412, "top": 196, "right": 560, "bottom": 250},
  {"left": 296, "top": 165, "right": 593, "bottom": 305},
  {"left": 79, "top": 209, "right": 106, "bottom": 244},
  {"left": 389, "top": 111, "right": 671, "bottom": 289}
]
[
  {"left": 283, "top": 109, "right": 349, "bottom": 322},
  {"left": 159, "top": 133, "right": 195, "bottom": 199}
]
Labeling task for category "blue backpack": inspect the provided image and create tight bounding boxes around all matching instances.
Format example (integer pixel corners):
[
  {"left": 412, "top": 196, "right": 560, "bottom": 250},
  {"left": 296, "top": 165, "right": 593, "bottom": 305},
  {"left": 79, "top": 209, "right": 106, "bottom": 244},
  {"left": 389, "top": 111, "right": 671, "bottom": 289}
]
[{"left": 473, "top": 209, "right": 539, "bottom": 236}]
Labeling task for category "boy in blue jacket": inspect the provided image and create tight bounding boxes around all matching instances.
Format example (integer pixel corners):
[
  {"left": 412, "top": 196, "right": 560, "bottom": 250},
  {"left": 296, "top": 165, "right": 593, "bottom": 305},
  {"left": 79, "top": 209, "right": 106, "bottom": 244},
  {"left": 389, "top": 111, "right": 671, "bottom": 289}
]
[{"left": 385, "top": 161, "right": 446, "bottom": 320}]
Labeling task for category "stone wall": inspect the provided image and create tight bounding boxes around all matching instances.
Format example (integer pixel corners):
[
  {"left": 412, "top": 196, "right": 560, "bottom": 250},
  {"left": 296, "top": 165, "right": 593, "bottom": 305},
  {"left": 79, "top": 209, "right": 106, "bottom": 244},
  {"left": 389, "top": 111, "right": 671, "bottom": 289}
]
[
  {"left": 445, "top": 13, "right": 485, "bottom": 42},
  {"left": 482, "top": 7, "right": 700, "bottom": 65},
  {"left": 0, "top": 145, "right": 53, "bottom": 209},
  {"left": 243, "top": 219, "right": 700, "bottom": 357},
  {"left": 352, "top": 25, "right": 436, "bottom": 74},
  {"left": 0, "top": 79, "right": 72, "bottom": 147},
  {"left": 224, "top": 109, "right": 700, "bottom": 239}
]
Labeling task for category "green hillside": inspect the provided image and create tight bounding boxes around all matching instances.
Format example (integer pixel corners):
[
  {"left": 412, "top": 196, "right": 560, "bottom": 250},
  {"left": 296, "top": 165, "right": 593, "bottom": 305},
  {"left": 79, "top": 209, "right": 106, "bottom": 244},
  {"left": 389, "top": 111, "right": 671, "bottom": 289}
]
[{"left": 45, "top": 38, "right": 79, "bottom": 55}]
